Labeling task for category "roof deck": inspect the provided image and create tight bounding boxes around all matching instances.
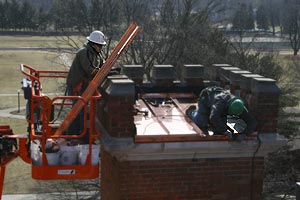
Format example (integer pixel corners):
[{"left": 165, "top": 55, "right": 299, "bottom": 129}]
[{"left": 133, "top": 92, "right": 252, "bottom": 143}]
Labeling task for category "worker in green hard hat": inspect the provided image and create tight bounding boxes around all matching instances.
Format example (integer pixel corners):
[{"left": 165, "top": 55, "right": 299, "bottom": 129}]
[{"left": 186, "top": 86, "right": 257, "bottom": 141}]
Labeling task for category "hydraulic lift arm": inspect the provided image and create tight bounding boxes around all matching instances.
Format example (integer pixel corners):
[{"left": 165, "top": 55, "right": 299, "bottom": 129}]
[{"left": 54, "top": 22, "right": 140, "bottom": 136}]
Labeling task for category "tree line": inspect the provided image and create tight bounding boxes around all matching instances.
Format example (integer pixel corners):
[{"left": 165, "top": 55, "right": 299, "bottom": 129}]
[
  {"left": 2, "top": 0, "right": 300, "bottom": 55},
  {"left": 232, "top": 0, "right": 300, "bottom": 55},
  {"left": 0, "top": 0, "right": 283, "bottom": 77},
  {"left": 0, "top": 0, "right": 43, "bottom": 31}
]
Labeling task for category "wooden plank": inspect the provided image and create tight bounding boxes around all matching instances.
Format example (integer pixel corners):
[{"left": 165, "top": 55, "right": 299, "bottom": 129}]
[
  {"left": 134, "top": 134, "right": 257, "bottom": 143},
  {"left": 170, "top": 98, "right": 206, "bottom": 137},
  {"left": 141, "top": 98, "right": 170, "bottom": 134},
  {"left": 135, "top": 134, "right": 227, "bottom": 143}
]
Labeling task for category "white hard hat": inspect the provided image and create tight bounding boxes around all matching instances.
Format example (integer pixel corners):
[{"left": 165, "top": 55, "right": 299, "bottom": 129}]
[{"left": 87, "top": 30, "right": 106, "bottom": 45}]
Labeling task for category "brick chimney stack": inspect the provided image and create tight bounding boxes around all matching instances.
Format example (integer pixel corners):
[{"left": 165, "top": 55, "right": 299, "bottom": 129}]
[{"left": 97, "top": 64, "right": 286, "bottom": 200}]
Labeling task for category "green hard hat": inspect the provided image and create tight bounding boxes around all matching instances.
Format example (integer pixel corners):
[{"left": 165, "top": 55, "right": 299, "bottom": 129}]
[{"left": 228, "top": 98, "right": 244, "bottom": 116}]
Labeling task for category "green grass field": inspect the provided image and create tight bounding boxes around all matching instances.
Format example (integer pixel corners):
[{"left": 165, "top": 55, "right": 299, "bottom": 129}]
[
  {"left": 0, "top": 51, "right": 68, "bottom": 133},
  {"left": 0, "top": 35, "right": 85, "bottom": 48},
  {"left": 0, "top": 51, "right": 66, "bottom": 94}
]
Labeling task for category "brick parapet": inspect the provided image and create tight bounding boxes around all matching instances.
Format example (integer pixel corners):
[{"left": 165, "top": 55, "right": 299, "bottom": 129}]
[
  {"left": 218, "top": 66, "right": 241, "bottom": 89},
  {"left": 228, "top": 70, "right": 251, "bottom": 96},
  {"left": 206, "top": 64, "right": 232, "bottom": 82},
  {"left": 99, "top": 129, "right": 286, "bottom": 200},
  {"left": 121, "top": 64, "right": 144, "bottom": 85},
  {"left": 239, "top": 74, "right": 263, "bottom": 99},
  {"left": 99, "top": 64, "right": 282, "bottom": 135},
  {"left": 249, "top": 78, "right": 280, "bottom": 133},
  {"left": 97, "top": 63, "right": 285, "bottom": 200},
  {"left": 182, "top": 64, "right": 204, "bottom": 86},
  {"left": 151, "top": 64, "right": 175, "bottom": 86},
  {"left": 98, "top": 77, "right": 136, "bottom": 138}
]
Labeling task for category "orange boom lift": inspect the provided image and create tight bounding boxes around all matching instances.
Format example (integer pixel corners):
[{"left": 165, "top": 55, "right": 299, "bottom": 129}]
[{"left": 0, "top": 22, "right": 140, "bottom": 199}]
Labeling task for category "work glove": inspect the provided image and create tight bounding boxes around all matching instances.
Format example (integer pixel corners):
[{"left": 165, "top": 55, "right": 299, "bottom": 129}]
[
  {"left": 235, "top": 133, "right": 247, "bottom": 142},
  {"left": 223, "top": 130, "right": 233, "bottom": 140}
]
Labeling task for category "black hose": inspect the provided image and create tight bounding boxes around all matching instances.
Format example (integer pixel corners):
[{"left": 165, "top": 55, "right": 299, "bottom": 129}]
[
  {"left": 50, "top": 87, "right": 68, "bottom": 124},
  {"left": 250, "top": 134, "right": 262, "bottom": 200}
]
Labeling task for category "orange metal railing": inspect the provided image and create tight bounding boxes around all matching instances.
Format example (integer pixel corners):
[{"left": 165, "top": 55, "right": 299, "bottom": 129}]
[{"left": 20, "top": 64, "right": 102, "bottom": 180}]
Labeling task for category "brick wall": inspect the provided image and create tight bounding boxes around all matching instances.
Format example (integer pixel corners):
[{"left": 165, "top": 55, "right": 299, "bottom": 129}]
[
  {"left": 99, "top": 78, "right": 136, "bottom": 138},
  {"left": 98, "top": 64, "right": 285, "bottom": 200},
  {"left": 249, "top": 78, "right": 280, "bottom": 133},
  {"left": 101, "top": 148, "right": 264, "bottom": 200},
  {"left": 101, "top": 146, "right": 120, "bottom": 200}
]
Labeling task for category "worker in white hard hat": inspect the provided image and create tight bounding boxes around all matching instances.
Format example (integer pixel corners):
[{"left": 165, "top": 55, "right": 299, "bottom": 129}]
[
  {"left": 67, "top": 30, "right": 106, "bottom": 92},
  {"left": 66, "top": 30, "right": 106, "bottom": 139}
]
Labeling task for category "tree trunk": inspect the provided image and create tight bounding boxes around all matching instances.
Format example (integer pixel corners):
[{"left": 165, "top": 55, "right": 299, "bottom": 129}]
[{"left": 293, "top": 49, "right": 298, "bottom": 56}]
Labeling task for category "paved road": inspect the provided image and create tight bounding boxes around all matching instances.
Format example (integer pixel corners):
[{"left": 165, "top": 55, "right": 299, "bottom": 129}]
[
  {"left": 0, "top": 106, "right": 26, "bottom": 119},
  {"left": 0, "top": 93, "right": 63, "bottom": 119},
  {"left": 2, "top": 191, "right": 100, "bottom": 200},
  {"left": 0, "top": 47, "right": 73, "bottom": 52},
  {"left": 1, "top": 95, "right": 40, "bottom": 120}
]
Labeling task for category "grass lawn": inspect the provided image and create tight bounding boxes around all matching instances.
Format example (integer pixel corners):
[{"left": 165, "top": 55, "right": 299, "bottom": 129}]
[
  {"left": 0, "top": 35, "right": 85, "bottom": 48},
  {"left": 0, "top": 51, "right": 68, "bottom": 108}
]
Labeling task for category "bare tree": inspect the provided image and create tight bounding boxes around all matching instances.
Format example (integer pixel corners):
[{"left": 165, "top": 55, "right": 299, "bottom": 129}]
[
  {"left": 51, "top": 0, "right": 123, "bottom": 62},
  {"left": 122, "top": 0, "right": 228, "bottom": 80},
  {"left": 88, "top": 0, "right": 122, "bottom": 59},
  {"left": 262, "top": 0, "right": 281, "bottom": 35},
  {"left": 282, "top": 0, "right": 300, "bottom": 55},
  {"left": 120, "top": 0, "right": 178, "bottom": 79}
]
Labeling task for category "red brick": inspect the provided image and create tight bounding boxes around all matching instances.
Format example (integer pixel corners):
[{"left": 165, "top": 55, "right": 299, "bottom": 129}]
[{"left": 101, "top": 153, "right": 264, "bottom": 200}]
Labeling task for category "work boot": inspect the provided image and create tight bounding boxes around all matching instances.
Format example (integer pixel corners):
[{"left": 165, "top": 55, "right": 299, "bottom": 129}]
[
  {"left": 223, "top": 130, "right": 233, "bottom": 141},
  {"left": 185, "top": 105, "right": 196, "bottom": 118}
]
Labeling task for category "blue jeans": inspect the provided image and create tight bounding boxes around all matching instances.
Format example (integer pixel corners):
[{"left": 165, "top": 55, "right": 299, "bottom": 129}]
[{"left": 190, "top": 102, "right": 209, "bottom": 134}]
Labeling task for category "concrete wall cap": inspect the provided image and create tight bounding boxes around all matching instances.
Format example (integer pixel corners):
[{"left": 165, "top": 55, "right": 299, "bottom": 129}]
[
  {"left": 251, "top": 77, "right": 280, "bottom": 93},
  {"left": 240, "top": 74, "right": 263, "bottom": 90},
  {"left": 253, "top": 77, "right": 276, "bottom": 82},
  {"left": 101, "top": 131, "right": 287, "bottom": 161},
  {"left": 231, "top": 70, "right": 251, "bottom": 74},
  {"left": 184, "top": 64, "right": 203, "bottom": 67},
  {"left": 122, "top": 64, "right": 143, "bottom": 68},
  {"left": 220, "top": 67, "right": 240, "bottom": 71},
  {"left": 153, "top": 64, "right": 174, "bottom": 68},
  {"left": 121, "top": 65, "right": 144, "bottom": 79},
  {"left": 183, "top": 64, "right": 204, "bottom": 79},
  {"left": 241, "top": 74, "right": 263, "bottom": 78},
  {"left": 151, "top": 65, "right": 175, "bottom": 80},
  {"left": 105, "top": 79, "right": 135, "bottom": 96},
  {"left": 212, "top": 64, "right": 232, "bottom": 67}
]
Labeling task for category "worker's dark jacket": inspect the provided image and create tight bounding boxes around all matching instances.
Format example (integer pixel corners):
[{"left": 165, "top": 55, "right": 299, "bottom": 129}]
[
  {"left": 199, "top": 87, "right": 257, "bottom": 135},
  {"left": 66, "top": 43, "right": 104, "bottom": 89}
]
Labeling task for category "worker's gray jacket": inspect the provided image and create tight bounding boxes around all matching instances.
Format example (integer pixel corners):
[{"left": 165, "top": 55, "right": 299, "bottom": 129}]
[
  {"left": 201, "top": 89, "right": 257, "bottom": 135},
  {"left": 66, "top": 43, "right": 104, "bottom": 88}
]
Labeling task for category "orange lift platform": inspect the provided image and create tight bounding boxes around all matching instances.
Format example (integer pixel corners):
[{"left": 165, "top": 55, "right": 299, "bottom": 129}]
[
  {"left": 20, "top": 63, "right": 101, "bottom": 180},
  {"left": 0, "top": 22, "right": 140, "bottom": 199}
]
